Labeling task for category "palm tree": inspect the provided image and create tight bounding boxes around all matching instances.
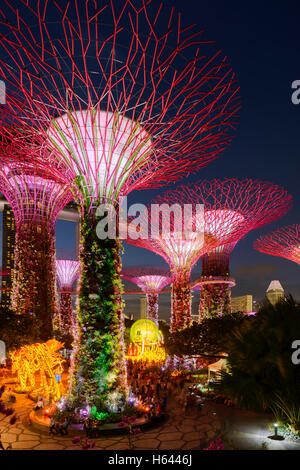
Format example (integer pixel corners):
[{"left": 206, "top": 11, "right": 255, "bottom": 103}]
[{"left": 216, "top": 297, "right": 300, "bottom": 413}]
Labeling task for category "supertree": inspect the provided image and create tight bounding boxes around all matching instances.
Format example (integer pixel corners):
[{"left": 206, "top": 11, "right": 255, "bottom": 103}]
[
  {"left": 121, "top": 266, "right": 172, "bottom": 324},
  {"left": 56, "top": 258, "right": 80, "bottom": 336},
  {"left": 124, "top": 204, "right": 247, "bottom": 332},
  {"left": 0, "top": 157, "right": 73, "bottom": 341},
  {"left": 166, "top": 179, "right": 292, "bottom": 321},
  {"left": 254, "top": 224, "right": 300, "bottom": 267},
  {"left": 0, "top": 0, "right": 240, "bottom": 413},
  {"left": 125, "top": 179, "right": 292, "bottom": 329}
]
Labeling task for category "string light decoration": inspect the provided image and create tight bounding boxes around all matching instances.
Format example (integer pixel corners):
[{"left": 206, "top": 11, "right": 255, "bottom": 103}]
[
  {"left": 0, "top": 157, "right": 73, "bottom": 340},
  {"left": 0, "top": 0, "right": 240, "bottom": 414},
  {"left": 169, "top": 179, "right": 292, "bottom": 320},
  {"left": 11, "top": 339, "right": 65, "bottom": 401},
  {"left": 254, "top": 224, "right": 300, "bottom": 267},
  {"left": 56, "top": 259, "right": 80, "bottom": 337},
  {"left": 121, "top": 266, "right": 172, "bottom": 325},
  {"left": 126, "top": 319, "right": 165, "bottom": 364}
]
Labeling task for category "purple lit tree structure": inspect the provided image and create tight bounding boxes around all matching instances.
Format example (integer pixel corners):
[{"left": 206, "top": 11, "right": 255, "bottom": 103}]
[
  {"left": 0, "top": 160, "right": 73, "bottom": 341},
  {"left": 0, "top": 0, "right": 240, "bottom": 413},
  {"left": 125, "top": 179, "right": 292, "bottom": 330},
  {"left": 254, "top": 224, "right": 300, "bottom": 267},
  {"left": 172, "top": 179, "right": 292, "bottom": 320},
  {"left": 121, "top": 266, "right": 172, "bottom": 325},
  {"left": 56, "top": 259, "right": 80, "bottom": 336},
  {"left": 125, "top": 205, "right": 245, "bottom": 332}
]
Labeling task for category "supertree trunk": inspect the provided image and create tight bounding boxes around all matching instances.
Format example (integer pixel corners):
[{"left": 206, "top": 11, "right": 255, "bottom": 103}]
[
  {"left": 11, "top": 227, "right": 59, "bottom": 341},
  {"left": 68, "top": 206, "right": 128, "bottom": 414},
  {"left": 59, "top": 293, "right": 74, "bottom": 337},
  {"left": 146, "top": 293, "right": 159, "bottom": 325},
  {"left": 199, "top": 283, "right": 232, "bottom": 320},
  {"left": 170, "top": 271, "right": 192, "bottom": 333}
]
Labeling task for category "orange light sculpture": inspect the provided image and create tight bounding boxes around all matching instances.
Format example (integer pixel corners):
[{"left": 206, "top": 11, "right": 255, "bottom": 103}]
[{"left": 11, "top": 339, "right": 65, "bottom": 401}]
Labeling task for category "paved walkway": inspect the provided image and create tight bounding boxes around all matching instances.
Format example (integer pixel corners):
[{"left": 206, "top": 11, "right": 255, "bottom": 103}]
[
  {"left": 3, "top": 378, "right": 299, "bottom": 451},
  {"left": 0, "top": 387, "right": 223, "bottom": 450},
  {"left": 211, "top": 403, "right": 300, "bottom": 450}
]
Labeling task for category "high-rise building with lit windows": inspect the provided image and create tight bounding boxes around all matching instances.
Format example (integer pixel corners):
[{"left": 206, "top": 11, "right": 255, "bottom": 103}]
[{"left": 1, "top": 204, "right": 16, "bottom": 308}]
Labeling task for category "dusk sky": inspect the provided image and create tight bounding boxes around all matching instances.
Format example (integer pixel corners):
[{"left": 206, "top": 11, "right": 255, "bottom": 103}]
[
  {"left": 123, "top": 0, "right": 300, "bottom": 318},
  {"left": 1, "top": 0, "right": 300, "bottom": 320}
]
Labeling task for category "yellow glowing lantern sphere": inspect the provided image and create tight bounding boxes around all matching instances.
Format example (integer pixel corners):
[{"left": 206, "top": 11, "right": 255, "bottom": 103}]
[{"left": 130, "top": 319, "right": 159, "bottom": 344}]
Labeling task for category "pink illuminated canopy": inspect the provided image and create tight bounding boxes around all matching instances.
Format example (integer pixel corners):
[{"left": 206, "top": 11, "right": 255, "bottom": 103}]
[
  {"left": 121, "top": 266, "right": 172, "bottom": 293},
  {"left": 254, "top": 224, "right": 300, "bottom": 266},
  {"left": 56, "top": 259, "right": 80, "bottom": 290}
]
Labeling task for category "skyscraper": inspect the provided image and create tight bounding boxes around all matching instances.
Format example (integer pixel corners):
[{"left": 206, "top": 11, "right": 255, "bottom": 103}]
[
  {"left": 266, "top": 280, "right": 285, "bottom": 306},
  {"left": 1, "top": 204, "right": 15, "bottom": 309},
  {"left": 231, "top": 295, "right": 253, "bottom": 313}
]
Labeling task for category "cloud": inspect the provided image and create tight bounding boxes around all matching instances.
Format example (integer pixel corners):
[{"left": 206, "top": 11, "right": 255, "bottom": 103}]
[{"left": 233, "top": 264, "right": 278, "bottom": 277}]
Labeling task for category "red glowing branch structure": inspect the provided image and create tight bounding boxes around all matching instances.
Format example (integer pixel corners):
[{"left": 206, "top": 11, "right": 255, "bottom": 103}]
[
  {"left": 179, "top": 179, "right": 292, "bottom": 319},
  {"left": 125, "top": 179, "right": 292, "bottom": 329},
  {"left": 124, "top": 205, "right": 244, "bottom": 332},
  {"left": 0, "top": 0, "right": 240, "bottom": 412},
  {"left": 121, "top": 266, "right": 172, "bottom": 324},
  {"left": 56, "top": 259, "right": 80, "bottom": 336},
  {"left": 254, "top": 224, "right": 300, "bottom": 266}
]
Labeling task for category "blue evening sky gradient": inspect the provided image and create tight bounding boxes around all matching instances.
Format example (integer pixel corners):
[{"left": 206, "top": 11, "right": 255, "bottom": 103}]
[
  {"left": 122, "top": 0, "right": 300, "bottom": 316},
  {"left": 1, "top": 0, "right": 300, "bottom": 319}
]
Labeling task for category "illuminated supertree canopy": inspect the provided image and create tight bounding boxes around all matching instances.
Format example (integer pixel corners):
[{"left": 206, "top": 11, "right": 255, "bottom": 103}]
[
  {"left": 173, "top": 179, "right": 292, "bottom": 320},
  {"left": 125, "top": 207, "right": 245, "bottom": 333},
  {"left": 125, "top": 179, "right": 292, "bottom": 330},
  {"left": 121, "top": 266, "right": 173, "bottom": 325},
  {"left": 254, "top": 224, "right": 300, "bottom": 267},
  {"left": 0, "top": 0, "right": 240, "bottom": 414},
  {"left": 0, "top": 158, "right": 73, "bottom": 341},
  {"left": 56, "top": 259, "right": 80, "bottom": 337}
]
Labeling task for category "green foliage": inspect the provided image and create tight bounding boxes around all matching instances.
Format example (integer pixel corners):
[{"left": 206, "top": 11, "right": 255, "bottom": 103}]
[
  {"left": 271, "top": 393, "right": 300, "bottom": 435},
  {"left": 165, "top": 312, "right": 247, "bottom": 356},
  {"left": 90, "top": 407, "right": 109, "bottom": 422},
  {"left": 68, "top": 206, "right": 128, "bottom": 415},
  {"left": 216, "top": 297, "right": 300, "bottom": 423}
]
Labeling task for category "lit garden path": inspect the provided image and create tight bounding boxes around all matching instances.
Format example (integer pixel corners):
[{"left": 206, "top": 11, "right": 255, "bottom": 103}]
[
  {"left": 0, "top": 387, "right": 223, "bottom": 450},
  {"left": 210, "top": 403, "right": 300, "bottom": 450}
]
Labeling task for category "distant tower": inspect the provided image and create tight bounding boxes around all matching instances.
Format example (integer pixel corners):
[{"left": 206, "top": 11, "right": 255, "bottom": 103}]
[
  {"left": 1, "top": 205, "right": 15, "bottom": 309},
  {"left": 140, "top": 295, "right": 147, "bottom": 319},
  {"left": 266, "top": 280, "right": 284, "bottom": 306}
]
